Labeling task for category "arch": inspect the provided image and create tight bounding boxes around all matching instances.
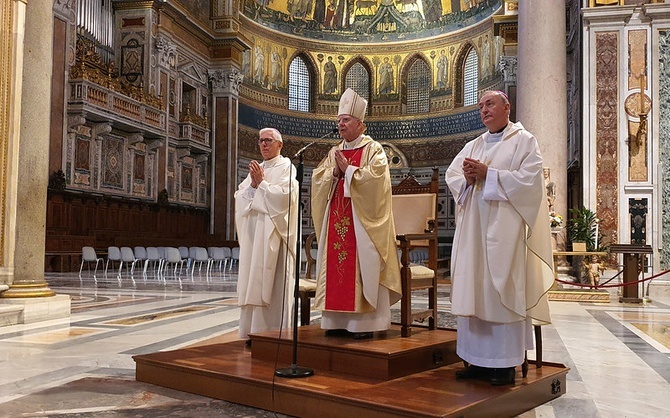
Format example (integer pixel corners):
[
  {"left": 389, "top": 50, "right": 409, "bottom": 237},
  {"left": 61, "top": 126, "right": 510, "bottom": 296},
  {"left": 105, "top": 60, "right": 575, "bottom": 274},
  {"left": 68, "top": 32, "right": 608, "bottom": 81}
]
[
  {"left": 341, "top": 56, "right": 374, "bottom": 112},
  {"left": 400, "top": 53, "right": 431, "bottom": 114},
  {"left": 453, "top": 42, "right": 477, "bottom": 108},
  {"left": 288, "top": 52, "right": 318, "bottom": 112}
]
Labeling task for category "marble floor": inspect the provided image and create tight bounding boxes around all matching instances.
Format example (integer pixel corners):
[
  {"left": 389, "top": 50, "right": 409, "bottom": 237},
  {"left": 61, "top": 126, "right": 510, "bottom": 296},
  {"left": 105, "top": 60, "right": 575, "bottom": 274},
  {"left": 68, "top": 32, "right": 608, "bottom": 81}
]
[{"left": 0, "top": 268, "right": 669, "bottom": 418}]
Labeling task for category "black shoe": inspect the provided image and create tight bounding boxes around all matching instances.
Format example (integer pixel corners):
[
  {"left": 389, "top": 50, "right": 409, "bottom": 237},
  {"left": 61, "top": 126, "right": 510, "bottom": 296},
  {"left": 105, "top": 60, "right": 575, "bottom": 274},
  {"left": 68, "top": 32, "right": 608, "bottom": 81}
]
[
  {"left": 245, "top": 339, "right": 252, "bottom": 347},
  {"left": 489, "top": 367, "right": 515, "bottom": 386},
  {"left": 455, "top": 365, "right": 490, "bottom": 380},
  {"left": 325, "top": 329, "right": 351, "bottom": 337},
  {"left": 352, "top": 332, "right": 374, "bottom": 340}
]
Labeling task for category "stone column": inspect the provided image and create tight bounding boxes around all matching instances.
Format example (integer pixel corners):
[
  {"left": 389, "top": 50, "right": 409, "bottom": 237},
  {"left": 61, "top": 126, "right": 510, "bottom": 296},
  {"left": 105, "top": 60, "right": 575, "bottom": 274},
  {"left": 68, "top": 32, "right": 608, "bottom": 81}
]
[
  {"left": 517, "top": 0, "right": 568, "bottom": 249},
  {"left": 209, "top": 67, "right": 243, "bottom": 240},
  {"left": 0, "top": 0, "right": 70, "bottom": 323}
]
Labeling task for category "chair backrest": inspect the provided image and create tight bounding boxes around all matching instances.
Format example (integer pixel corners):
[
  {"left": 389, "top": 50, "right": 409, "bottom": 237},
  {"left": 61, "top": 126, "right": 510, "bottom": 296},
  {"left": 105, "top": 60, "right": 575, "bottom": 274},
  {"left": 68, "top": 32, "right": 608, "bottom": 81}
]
[
  {"left": 134, "top": 246, "right": 147, "bottom": 260},
  {"left": 392, "top": 168, "right": 439, "bottom": 246},
  {"left": 120, "top": 246, "right": 135, "bottom": 262},
  {"left": 195, "top": 247, "right": 209, "bottom": 261},
  {"left": 231, "top": 247, "right": 240, "bottom": 260},
  {"left": 178, "top": 246, "right": 189, "bottom": 258},
  {"left": 208, "top": 247, "right": 224, "bottom": 260},
  {"left": 165, "top": 247, "right": 182, "bottom": 263},
  {"left": 221, "top": 246, "right": 232, "bottom": 258},
  {"left": 305, "top": 232, "right": 317, "bottom": 262},
  {"left": 107, "top": 246, "right": 121, "bottom": 260},
  {"left": 82, "top": 246, "right": 98, "bottom": 262},
  {"left": 189, "top": 246, "right": 198, "bottom": 259},
  {"left": 146, "top": 247, "right": 160, "bottom": 260}
]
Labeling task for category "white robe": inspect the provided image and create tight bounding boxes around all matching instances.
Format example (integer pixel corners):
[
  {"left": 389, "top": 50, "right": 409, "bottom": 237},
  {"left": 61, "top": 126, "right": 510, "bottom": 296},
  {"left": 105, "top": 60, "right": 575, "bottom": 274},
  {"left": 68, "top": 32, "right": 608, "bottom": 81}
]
[
  {"left": 446, "top": 121, "right": 554, "bottom": 367},
  {"left": 234, "top": 155, "right": 299, "bottom": 339}
]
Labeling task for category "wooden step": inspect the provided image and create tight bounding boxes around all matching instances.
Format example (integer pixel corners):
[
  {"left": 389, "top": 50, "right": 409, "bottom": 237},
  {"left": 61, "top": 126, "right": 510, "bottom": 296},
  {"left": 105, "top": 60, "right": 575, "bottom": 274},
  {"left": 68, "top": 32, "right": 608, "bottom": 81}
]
[{"left": 250, "top": 325, "right": 459, "bottom": 380}]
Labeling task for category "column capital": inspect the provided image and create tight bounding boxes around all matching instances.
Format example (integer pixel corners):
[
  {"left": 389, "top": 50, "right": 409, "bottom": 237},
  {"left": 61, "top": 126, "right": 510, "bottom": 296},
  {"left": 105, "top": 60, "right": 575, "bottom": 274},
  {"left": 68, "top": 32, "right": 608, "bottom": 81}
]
[
  {"left": 499, "top": 56, "right": 517, "bottom": 83},
  {"left": 209, "top": 68, "right": 243, "bottom": 96},
  {"left": 155, "top": 35, "right": 176, "bottom": 69}
]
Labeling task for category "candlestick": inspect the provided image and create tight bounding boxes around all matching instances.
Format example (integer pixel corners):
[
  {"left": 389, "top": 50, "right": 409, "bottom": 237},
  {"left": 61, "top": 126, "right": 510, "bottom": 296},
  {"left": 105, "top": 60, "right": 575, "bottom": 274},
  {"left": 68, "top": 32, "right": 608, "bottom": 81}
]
[{"left": 594, "top": 221, "right": 599, "bottom": 250}]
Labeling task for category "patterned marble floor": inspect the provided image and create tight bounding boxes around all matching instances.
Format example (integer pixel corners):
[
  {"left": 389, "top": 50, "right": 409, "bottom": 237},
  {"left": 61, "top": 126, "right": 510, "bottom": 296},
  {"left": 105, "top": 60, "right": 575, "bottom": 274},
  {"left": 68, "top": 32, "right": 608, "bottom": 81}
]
[{"left": 0, "top": 268, "right": 669, "bottom": 417}]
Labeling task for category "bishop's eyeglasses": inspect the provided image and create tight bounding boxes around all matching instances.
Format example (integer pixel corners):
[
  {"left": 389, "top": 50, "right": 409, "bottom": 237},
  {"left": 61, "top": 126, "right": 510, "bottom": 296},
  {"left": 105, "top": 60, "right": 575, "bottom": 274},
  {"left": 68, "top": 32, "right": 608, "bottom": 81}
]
[{"left": 258, "top": 138, "right": 276, "bottom": 145}]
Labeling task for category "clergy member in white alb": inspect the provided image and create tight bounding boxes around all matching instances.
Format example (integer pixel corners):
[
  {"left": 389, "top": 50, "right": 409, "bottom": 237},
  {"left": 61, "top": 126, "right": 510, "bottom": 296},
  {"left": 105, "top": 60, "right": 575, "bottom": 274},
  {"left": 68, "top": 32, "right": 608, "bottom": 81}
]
[
  {"left": 445, "top": 90, "right": 554, "bottom": 386},
  {"left": 311, "top": 88, "right": 401, "bottom": 340},
  {"left": 234, "top": 127, "right": 299, "bottom": 346}
]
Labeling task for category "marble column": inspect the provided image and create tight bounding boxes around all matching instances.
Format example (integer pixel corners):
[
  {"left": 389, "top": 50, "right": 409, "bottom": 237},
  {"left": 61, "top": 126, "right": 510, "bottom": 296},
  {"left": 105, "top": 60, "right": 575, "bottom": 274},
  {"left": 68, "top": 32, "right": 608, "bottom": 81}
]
[
  {"left": 0, "top": 0, "right": 70, "bottom": 322},
  {"left": 209, "top": 67, "right": 243, "bottom": 240},
  {"left": 517, "top": 0, "right": 568, "bottom": 249}
]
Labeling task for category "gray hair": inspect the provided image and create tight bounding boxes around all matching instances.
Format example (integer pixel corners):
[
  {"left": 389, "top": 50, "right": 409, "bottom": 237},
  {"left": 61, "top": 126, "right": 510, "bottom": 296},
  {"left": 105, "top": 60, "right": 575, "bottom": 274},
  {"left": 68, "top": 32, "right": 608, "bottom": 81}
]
[{"left": 258, "top": 127, "right": 283, "bottom": 142}]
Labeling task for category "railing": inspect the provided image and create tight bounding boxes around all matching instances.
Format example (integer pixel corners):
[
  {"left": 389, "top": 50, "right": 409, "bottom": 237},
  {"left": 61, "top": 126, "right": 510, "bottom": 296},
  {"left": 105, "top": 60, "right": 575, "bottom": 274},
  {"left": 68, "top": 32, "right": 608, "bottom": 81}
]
[{"left": 70, "top": 79, "right": 165, "bottom": 132}]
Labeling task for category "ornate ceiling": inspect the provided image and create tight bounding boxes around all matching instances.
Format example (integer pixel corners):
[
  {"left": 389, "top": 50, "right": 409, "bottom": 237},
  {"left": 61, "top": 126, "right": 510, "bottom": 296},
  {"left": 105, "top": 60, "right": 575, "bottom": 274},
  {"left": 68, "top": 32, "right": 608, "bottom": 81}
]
[{"left": 241, "top": 0, "right": 500, "bottom": 43}]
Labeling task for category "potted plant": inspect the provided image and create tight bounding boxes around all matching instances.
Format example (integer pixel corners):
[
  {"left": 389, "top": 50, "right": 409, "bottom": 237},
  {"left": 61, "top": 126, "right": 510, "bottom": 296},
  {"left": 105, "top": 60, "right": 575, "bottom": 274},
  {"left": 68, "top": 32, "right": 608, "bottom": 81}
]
[
  {"left": 565, "top": 207, "right": 607, "bottom": 252},
  {"left": 565, "top": 207, "right": 608, "bottom": 284}
]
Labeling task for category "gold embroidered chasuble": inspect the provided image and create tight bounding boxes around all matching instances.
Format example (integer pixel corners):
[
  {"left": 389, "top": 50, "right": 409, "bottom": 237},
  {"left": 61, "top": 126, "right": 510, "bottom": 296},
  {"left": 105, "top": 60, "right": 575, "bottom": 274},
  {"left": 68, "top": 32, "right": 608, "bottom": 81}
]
[{"left": 311, "top": 135, "right": 402, "bottom": 314}]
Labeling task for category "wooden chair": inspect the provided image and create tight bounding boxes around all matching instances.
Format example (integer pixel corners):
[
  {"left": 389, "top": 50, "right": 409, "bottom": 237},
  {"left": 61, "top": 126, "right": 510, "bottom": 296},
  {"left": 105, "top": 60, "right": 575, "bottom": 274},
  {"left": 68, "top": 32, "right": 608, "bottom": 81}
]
[
  {"left": 298, "top": 232, "right": 317, "bottom": 326},
  {"left": 392, "top": 168, "right": 439, "bottom": 337}
]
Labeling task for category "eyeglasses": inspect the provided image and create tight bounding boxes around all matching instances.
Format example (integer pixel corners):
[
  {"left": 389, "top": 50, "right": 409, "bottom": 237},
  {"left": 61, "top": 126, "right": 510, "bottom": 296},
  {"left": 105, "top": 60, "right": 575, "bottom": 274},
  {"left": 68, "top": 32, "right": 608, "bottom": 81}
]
[{"left": 258, "top": 138, "right": 276, "bottom": 145}]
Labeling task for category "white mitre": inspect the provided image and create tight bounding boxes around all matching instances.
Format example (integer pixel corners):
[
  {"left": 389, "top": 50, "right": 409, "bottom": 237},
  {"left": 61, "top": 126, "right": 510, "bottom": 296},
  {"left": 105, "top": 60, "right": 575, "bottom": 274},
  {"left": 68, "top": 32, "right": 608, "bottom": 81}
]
[{"left": 338, "top": 88, "right": 367, "bottom": 121}]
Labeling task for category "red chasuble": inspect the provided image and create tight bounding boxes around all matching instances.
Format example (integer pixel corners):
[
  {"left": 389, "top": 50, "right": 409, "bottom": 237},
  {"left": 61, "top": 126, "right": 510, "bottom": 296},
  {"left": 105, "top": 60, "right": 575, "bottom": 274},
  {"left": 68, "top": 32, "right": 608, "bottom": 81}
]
[{"left": 325, "top": 146, "right": 365, "bottom": 311}]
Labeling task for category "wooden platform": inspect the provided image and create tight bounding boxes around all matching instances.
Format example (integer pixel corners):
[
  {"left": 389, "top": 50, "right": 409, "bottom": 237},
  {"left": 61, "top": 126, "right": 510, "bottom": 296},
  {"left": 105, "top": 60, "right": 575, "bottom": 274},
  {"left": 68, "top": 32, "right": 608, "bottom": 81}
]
[{"left": 134, "top": 325, "right": 568, "bottom": 417}]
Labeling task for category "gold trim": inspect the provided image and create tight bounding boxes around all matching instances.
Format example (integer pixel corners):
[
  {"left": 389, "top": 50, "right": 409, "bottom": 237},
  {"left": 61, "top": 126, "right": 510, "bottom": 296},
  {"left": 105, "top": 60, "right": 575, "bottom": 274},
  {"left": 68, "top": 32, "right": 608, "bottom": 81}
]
[{"left": 1, "top": 283, "right": 56, "bottom": 298}]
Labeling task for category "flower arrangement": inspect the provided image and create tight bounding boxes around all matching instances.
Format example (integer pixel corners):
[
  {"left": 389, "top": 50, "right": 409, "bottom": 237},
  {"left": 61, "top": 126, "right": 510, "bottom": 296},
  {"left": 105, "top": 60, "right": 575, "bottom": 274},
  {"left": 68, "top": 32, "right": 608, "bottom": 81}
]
[{"left": 549, "top": 211, "right": 563, "bottom": 228}]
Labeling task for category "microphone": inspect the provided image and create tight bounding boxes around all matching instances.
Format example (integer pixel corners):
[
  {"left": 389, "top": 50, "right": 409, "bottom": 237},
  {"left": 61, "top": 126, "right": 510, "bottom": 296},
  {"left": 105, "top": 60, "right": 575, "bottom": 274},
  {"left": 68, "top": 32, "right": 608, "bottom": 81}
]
[{"left": 292, "top": 128, "right": 338, "bottom": 159}]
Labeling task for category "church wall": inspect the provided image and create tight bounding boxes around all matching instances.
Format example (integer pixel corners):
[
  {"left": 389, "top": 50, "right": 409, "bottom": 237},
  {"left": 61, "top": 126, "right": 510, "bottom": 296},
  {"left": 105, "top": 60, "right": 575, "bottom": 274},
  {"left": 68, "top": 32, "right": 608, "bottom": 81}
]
[{"left": 583, "top": 4, "right": 670, "bottom": 277}]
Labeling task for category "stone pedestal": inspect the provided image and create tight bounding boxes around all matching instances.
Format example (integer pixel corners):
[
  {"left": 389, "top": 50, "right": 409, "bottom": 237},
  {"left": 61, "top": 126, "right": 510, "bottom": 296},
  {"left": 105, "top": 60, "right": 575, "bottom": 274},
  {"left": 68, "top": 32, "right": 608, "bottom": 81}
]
[{"left": 0, "top": 294, "right": 70, "bottom": 325}]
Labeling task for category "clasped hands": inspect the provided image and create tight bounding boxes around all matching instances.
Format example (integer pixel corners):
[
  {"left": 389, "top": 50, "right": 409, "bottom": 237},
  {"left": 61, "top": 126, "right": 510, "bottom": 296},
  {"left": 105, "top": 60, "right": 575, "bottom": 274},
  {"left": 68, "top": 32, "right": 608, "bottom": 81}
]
[
  {"left": 332, "top": 149, "right": 350, "bottom": 178},
  {"left": 463, "top": 157, "right": 487, "bottom": 186},
  {"left": 249, "top": 160, "right": 264, "bottom": 188}
]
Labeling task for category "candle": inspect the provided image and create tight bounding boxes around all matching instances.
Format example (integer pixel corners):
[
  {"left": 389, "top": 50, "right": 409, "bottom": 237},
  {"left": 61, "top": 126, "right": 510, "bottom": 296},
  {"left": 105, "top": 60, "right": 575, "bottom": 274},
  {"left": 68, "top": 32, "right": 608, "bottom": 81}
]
[{"left": 594, "top": 221, "right": 599, "bottom": 250}]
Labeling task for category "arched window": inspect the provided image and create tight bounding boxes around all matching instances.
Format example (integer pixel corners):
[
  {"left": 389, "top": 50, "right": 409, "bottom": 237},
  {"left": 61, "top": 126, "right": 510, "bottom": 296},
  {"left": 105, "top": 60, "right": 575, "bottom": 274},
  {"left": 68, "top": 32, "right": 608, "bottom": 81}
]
[
  {"left": 463, "top": 49, "right": 479, "bottom": 106},
  {"left": 344, "top": 62, "right": 370, "bottom": 103},
  {"left": 406, "top": 58, "right": 431, "bottom": 114},
  {"left": 288, "top": 56, "right": 310, "bottom": 112}
]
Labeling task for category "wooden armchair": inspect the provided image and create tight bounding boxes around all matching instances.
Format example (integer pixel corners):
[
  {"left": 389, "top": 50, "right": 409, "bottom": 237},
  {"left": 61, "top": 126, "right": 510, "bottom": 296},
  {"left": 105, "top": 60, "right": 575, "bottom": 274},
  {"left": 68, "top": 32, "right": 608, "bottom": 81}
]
[
  {"left": 298, "top": 232, "right": 317, "bottom": 326},
  {"left": 392, "top": 168, "right": 439, "bottom": 337}
]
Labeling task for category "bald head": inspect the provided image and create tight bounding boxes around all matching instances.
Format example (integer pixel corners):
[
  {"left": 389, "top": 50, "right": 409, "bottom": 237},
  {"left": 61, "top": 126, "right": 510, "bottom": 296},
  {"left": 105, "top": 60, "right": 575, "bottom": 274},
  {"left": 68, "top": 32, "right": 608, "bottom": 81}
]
[{"left": 478, "top": 90, "right": 511, "bottom": 133}]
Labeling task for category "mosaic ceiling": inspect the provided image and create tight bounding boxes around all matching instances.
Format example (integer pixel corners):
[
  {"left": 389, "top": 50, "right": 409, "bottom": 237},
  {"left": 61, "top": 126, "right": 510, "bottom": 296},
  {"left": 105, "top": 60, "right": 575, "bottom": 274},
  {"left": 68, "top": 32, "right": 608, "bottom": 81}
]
[{"left": 242, "top": 0, "right": 500, "bottom": 42}]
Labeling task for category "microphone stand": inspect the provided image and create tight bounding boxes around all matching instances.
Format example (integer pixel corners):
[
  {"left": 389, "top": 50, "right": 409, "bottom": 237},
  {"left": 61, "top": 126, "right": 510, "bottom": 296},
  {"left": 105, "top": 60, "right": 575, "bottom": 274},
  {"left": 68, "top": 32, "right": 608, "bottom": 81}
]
[{"left": 276, "top": 129, "right": 335, "bottom": 378}]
